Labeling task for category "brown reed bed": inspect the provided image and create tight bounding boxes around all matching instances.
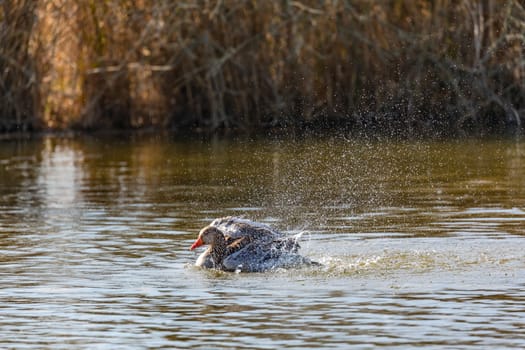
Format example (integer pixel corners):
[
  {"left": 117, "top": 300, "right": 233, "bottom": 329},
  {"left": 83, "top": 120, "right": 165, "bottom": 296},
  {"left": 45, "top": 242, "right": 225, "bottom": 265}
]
[
  {"left": 1, "top": 0, "right": 524, "bottom": 136},
  {"left": 0, "top": 1, "right": 38, "bottom": 132}
]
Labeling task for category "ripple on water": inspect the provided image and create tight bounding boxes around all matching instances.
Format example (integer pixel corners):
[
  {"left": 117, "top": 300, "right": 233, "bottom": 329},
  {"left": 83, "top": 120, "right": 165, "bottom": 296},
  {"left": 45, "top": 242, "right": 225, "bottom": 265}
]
[{"left": 2, "top": 137, "right": 525, "bottom": 348}]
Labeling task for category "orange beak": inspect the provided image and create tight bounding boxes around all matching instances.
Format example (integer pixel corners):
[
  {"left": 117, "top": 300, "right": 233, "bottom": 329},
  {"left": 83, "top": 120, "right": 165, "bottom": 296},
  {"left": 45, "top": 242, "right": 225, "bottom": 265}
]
[{"left": 190, "top": 237, "right": 204, "bottom": 250}]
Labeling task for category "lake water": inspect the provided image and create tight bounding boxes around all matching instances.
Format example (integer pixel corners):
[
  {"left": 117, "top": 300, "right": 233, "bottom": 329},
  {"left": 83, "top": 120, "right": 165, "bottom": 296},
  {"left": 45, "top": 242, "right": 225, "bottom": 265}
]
[{"left": 1, "top": 134, "right": 524, "bottom": 349}]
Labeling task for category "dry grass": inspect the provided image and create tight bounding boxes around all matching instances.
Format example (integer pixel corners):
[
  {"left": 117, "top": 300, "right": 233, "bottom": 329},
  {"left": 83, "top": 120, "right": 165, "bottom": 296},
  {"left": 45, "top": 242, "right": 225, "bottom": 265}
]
[{"left": 1, "top": 0, "right": 524, "bottom": 136}]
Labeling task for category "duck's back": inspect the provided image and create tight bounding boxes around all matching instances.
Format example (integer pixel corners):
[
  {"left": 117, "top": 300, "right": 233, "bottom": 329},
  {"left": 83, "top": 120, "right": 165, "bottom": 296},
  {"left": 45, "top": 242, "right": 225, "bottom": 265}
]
[
  {"left": 209, "top": 216, "right": 282, "bottom": 240},
  {"left": 211, "top": 216, "right": 301, "bottom": 252}
]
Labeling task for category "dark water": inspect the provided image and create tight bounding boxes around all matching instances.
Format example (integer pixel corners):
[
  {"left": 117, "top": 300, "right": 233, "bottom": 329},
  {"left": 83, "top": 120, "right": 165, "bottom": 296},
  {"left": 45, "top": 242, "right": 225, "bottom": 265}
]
[{"left": 1, "top": 134, "right": 524, "bottom": 349}]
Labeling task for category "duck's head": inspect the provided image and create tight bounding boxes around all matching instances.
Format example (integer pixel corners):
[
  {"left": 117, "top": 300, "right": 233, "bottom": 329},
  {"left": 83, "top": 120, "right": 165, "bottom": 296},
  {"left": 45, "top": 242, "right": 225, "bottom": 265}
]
[{"left": 189, "top": 226, "right": 223, "bottom": 250}]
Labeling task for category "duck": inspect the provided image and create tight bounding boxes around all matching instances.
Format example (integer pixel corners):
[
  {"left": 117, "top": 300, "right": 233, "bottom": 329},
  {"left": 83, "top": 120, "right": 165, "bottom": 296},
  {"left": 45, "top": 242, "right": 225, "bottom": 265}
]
[{"left": 189, "top": 216, "right": 318, "bottom": 272}]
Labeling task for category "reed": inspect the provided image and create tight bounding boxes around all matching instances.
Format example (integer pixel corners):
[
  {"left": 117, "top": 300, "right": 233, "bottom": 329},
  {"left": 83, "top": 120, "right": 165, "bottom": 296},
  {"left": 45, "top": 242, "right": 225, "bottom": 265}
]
[
  {"left": 0, "top": 0, "right": 38, "bottom": 132},
  {"left": 1, "top": 0, "right": 524, "bottom": 136}
]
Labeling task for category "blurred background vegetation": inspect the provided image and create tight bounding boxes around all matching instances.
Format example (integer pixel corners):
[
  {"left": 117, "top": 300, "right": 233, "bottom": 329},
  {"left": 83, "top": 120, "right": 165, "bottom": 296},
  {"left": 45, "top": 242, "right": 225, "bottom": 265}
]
[{"left": 1, "top": 0, "right": 524, "bottom": 136}]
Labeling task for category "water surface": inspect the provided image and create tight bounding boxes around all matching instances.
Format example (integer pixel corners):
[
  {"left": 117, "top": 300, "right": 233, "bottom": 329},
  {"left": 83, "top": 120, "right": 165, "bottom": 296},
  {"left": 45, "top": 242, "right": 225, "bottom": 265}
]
[{"left": 1, "top": 135, "right": 524, "bottom": 348}]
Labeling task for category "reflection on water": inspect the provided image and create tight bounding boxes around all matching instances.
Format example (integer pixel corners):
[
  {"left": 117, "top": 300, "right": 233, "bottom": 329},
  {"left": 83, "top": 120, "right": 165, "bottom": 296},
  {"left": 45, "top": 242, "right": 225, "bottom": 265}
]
[{"left": 1, "top": 135, "right": 525, "bottom": 348}]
